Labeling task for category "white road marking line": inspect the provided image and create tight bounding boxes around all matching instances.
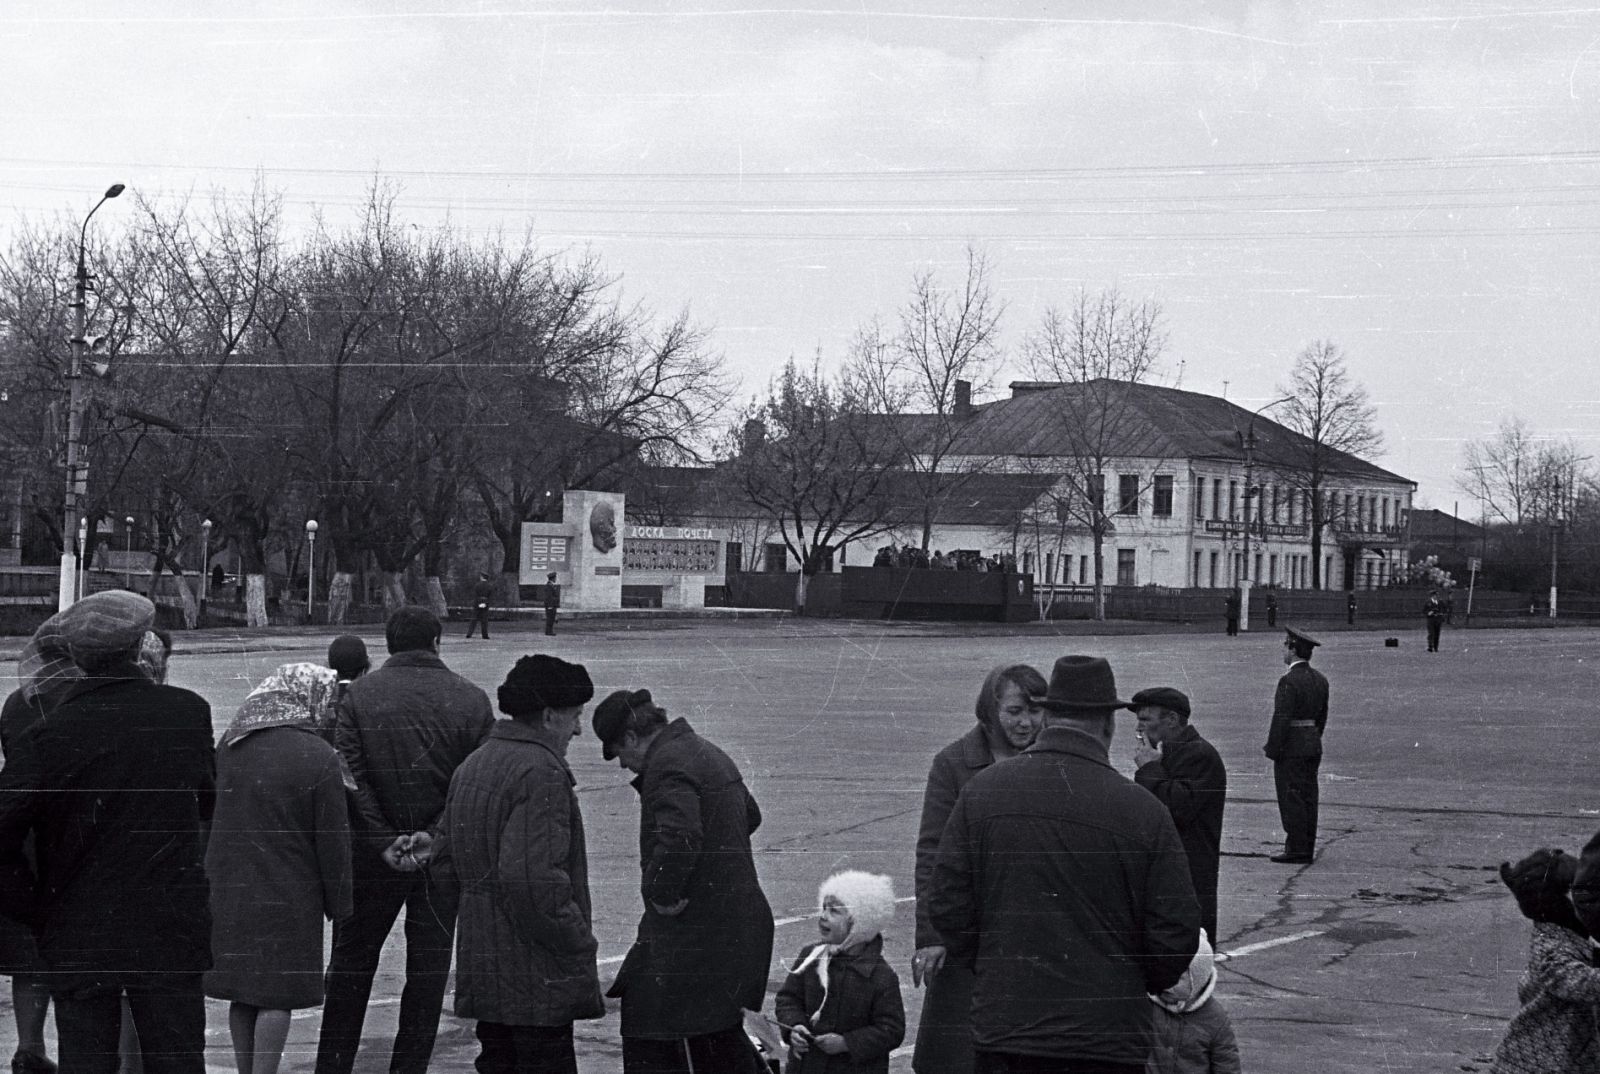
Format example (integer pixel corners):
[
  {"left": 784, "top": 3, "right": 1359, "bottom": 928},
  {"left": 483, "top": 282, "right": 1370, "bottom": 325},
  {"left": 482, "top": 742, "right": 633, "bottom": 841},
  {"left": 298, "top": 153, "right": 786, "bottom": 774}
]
[{"left": 1215, "top": 929, "right": 1326, "bottom": 961}]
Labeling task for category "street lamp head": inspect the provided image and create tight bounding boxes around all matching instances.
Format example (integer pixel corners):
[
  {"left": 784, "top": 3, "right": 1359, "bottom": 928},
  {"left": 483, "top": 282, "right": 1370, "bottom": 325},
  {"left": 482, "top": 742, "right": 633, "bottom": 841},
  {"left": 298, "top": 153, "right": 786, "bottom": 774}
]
[
  {"left": 201, "top": 518, "right": 212, "bottom": 531},
  {"left": 105, "top": 184, "right": 125, "bottom": 199},
  {"left": 305, "top": 519, "right": 318, "bottom": 535},
  {"left": 124, "top": 515, "right": 134, "bottom": 526}
]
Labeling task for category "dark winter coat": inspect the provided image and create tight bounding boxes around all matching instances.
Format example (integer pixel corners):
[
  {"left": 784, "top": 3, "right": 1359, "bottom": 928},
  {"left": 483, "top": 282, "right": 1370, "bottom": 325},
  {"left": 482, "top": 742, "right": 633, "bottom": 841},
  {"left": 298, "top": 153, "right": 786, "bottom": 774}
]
[
  {"left": 0, "top": 665, "right": 216, "bottom": 989},
  {"left": 204, "top": 725, "right": 353, "bottom": 1009},
  {"left": 1134, "top": 723, "right": 1227, "bottom": 941},
  {"left": 913, "top": 724, "right": 997, "bottom": 1074},
  {"left": 929, "top": 724, "right": 1200, "bottom": 1067},
  {"left": 774, "top": 937, "right": 905, "bottom": 1074},
  {"left": 1146, "top": 998, "right": 1242, "bottom": 1074},
  {"left": 333, "top": 649, "right": 494, "bottom": 861},
  {"left": 1263, "top": 661, "right": 1328, "bottom": 761},
  {"left": 445, "top": 719, "right": 603, "bottom": 1027},
  {"left": 1571, "top": 828, "right": 1600, "bottom": 936},
  {"left": 1491, "top": 922, "right": 1600, "bottom": 1074},
  {"left": 607, "top": 718, "right": 775, "bottom": 1040}
]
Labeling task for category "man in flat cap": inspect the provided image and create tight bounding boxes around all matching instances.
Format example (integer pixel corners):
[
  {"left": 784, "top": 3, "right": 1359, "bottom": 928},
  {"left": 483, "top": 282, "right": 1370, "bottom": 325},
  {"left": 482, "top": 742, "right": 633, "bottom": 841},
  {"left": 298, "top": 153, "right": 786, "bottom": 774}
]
[
  {"left": 930, "top": 655, "right": 1199, "bottom": 1074},
  {"left": 1264, "top": 627, "right": 1329, "bottom": 865},
  {"left": 1132, "top": 686, "right": 1228, "bottom": 942},
  {"left": 0, "top": 591, "right": 216, "bottom": 1074}
]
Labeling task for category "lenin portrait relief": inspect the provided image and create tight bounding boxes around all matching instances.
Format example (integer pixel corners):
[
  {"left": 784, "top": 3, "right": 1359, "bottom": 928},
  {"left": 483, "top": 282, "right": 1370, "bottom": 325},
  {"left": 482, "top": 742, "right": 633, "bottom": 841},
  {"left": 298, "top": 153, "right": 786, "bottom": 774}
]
[{"left": 589, "top": 501, "right": 618, "bottom": 553}]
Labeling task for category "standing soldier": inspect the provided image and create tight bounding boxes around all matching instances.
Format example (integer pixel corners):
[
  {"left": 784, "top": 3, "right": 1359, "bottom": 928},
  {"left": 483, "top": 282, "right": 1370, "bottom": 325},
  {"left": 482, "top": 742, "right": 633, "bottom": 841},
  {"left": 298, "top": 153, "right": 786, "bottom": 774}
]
[
  {"left": 1265, "top": 589, "right": 1278, "bottom": 627},
  {"left": 1223, "top": 588, "right": 1241, "bottom": 636},
  {"left": 1345, "top": 591, "right": 1357, "bottom": 625},
  {"left": 1263, "top": 627, "right": 1328, "bottom": 865},
  {"left": 1423, "top": 589, "right": 1445, "bottom": 652},
  {"left": 544, "top": 572, "right": 560, "bottom": 637}
]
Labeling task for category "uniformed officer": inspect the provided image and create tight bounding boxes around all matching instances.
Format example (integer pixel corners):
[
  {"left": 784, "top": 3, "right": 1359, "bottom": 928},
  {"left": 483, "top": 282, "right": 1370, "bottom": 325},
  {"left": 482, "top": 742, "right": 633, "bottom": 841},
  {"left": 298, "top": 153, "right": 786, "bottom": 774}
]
[
  {"left": 1423, "top": 589, "right": 1445, "bottom": 652},
  {"left": 1263, "top": 626, "right": 1328, "bottom": 864}
]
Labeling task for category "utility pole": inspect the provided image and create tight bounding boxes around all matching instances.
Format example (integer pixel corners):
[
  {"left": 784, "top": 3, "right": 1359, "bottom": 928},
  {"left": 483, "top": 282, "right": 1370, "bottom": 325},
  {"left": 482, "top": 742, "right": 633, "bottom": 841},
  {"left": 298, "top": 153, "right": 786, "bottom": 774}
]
[{"left": 58, "top": 183, "right": 125, "bottom": 611}]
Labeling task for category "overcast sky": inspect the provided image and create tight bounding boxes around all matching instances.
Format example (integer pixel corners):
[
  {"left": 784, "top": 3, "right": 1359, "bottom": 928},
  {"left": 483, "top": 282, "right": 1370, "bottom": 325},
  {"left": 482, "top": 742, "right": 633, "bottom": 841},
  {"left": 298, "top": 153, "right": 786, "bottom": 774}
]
[{"left": 6, "top": 1, "right": 1600, "bottom": 510}]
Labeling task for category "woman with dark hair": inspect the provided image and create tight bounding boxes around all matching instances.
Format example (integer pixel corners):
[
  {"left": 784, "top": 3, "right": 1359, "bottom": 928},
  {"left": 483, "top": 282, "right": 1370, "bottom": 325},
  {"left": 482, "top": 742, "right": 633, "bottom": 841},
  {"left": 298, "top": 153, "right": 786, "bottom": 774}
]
[
  {"left": 910, "top": 663, "right": 1048, "bottom": 1074},
  {"left": 444, "top": 654, "right": 601, "bottom": 1074}
]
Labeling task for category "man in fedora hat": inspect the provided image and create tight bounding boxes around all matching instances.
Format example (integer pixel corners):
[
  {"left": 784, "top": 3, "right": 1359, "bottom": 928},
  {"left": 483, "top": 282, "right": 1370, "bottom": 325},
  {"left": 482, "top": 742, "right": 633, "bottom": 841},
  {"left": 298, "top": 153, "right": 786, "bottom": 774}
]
[
  {"left": 1132, "top": 686, "right": 1228, "bottom": 943},
  {"left": 1264, "top": 627, "right": 1329, "bottom": 865},
  {"left": 930, "top": 655, "right": 1200, "bottom": 1074}
]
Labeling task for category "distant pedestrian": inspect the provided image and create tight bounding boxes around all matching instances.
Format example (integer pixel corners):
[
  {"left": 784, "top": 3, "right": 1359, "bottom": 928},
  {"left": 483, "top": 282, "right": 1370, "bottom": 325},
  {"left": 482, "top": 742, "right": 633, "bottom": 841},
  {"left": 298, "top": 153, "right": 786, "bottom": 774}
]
[
  {"left": 593, "top": 688, "right": 773, "bottom": 1074},
  {"left": 775, "top": 871, "right": 905, "bottom": 1073},
  {"left": 1264, "top": 590, "right": 1277, "bottom": 627},
  {"left": 544, "top": 573, "right": 560, "bottom": 636},
  {"left": 1132, "top": 687, "right": 1228, "bottom": 943},
  {"left": 1264, "top": 627, "right": 1328, "bottom": 865},
  {"left": 445, "top": 654, "right": 601, "bottom": 1074},
  {"left": 910, "top": 664, "right": 1046, "bottom": 1074},
  {"left": 1223, "top": 589, "right": 1240, "bottom": 636},
  {"left": 1146, "top": 931, "right": 1241, "bottom": 1074},
  {"left": 316, "top": 607, "right": 494, "bottom": 1074},
  {"left": 1346, "top": 591, "right": 1357, "bottom": 625},
  {"left": 1424, "top": 589, "right": 1445, "bottom": 652},
  {"left": 1489, "top": 849, "right": 1600, "bottom": 1074},
  {"left": 0, "top": 591, "right": 215, "bottom": 1074},
  {"left": 466, "top": 573, "right": 494, "bottom": 640},
  {"left": 929, "top": 655, "right": 1200, "bottom": 1073},
  {"left": 205, "top": 663, "right": 353, "bottom": 1074}
]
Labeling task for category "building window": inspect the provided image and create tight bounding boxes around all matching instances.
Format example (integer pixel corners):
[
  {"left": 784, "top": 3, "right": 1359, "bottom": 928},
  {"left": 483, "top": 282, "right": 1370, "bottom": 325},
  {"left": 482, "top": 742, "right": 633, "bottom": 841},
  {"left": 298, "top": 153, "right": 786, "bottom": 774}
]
[
  {"left": 1208, "top": 551, "right": 1219, "bottom": 587},
  {"left": 1087, "top": 474, "right": 1105, "bottom": 513},
  {"left": 1193, "top": 550, "right": 1203, "bottom": 587},
  {"left": 1044, "top": 552, "right": 1054, "bottom": 583},
  {"left": 1118, "top": 474, "right": 1140, "bottom": 515},
  {"left": 1325, "top": 555, "right": 1334, "bottom": 588},
  {"left": 1022, "top": 551, "right": 1033, "bottom": 575},
  {"left": 1212, "top": 481, "right": 1222, "bottom": 520},
  {"left": 1153, "top": 475, "right": 1174, "bottom": 517},
  {"left": 1381, "top": 497, "right": 1389, "bottom": 530},
  {"left": 1079, "top": 555, "right": 1089, "bottom": 584},
  {"left": 1269, "top": 553, "right": 1278, "bottom": 585},
  {"left": 1194, "top": 477, "right": 1205, "bottom": 521},
  {"left": 1229, "top": 481, "right": 1238, "bottom": 520},
  {"left": 764, "top": 543, "right": 788, "bottom": 572},
  {"left": 1270, "top": 485, "right": 1280, "bottom": 523},
  {"left": 1254, "top": 553, "right": 1263, "bottom": 583},
  {"left": 1117, "top": 548, "right": 1136, "bottom": 587}
]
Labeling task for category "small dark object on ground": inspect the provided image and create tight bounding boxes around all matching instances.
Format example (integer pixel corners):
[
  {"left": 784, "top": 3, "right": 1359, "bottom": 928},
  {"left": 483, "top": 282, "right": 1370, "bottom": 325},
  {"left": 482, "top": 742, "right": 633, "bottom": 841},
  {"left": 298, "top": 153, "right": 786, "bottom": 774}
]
[{"left": 1385, "top": 637, "right": 1399, "bottom": 647}]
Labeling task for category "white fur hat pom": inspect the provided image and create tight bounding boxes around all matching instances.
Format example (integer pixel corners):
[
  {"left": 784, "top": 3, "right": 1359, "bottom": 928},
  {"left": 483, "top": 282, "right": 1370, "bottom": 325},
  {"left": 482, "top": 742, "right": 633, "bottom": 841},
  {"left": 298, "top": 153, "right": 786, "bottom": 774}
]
[{"left": 819, "top": 870, "right": 896, "bottom": 945}]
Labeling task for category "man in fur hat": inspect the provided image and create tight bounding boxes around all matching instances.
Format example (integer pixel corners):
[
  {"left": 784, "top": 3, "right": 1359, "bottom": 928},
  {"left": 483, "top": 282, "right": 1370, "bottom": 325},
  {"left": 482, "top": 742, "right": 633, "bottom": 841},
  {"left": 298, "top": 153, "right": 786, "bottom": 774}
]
[{"left": 930, "top": 655, "right": 1200, "bottom": 1074}]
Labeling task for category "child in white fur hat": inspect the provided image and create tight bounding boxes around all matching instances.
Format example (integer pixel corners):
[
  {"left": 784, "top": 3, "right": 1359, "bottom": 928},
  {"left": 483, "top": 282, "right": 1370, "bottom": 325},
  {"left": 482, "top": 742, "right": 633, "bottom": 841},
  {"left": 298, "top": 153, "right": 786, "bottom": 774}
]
[
  {"left": 774, "top": 870, "right": 905, "bottom": 1073},
  {"left": 1146, "top": 930, "right": 1241, "bottom": 1074}
]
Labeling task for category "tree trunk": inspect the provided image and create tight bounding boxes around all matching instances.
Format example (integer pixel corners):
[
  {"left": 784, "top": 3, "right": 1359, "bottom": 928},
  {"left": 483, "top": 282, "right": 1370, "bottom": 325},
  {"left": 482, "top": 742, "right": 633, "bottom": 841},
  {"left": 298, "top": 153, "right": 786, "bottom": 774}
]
[
  {"left": 793, "top": 569, "right": 810, "bottom": 615},
  {"left": 380, "top": 572, "right": 407, "bottom": 612},
  {"left": 327, "top": 571, "right": 354, "bottom": 625},
  {"left": 173, "top": 573, "right": 200, "bottom": 630},
  {"left": 245, "top": 574, "right": 269, "bottom": 627},
  {"left": 424, "top": 576, "right": 449, "bottom": 619},
  {"left": 499, "top": 570, "right": 521, "bottom": 607},
  {"left": 1092, "top": 534, "right": 1107, "bottom": 621}
]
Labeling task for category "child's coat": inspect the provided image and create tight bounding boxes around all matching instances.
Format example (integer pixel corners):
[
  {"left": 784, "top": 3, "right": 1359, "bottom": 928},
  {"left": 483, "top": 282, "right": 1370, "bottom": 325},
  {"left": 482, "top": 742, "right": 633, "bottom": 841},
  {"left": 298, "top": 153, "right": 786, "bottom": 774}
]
[{"left": 774, "top": 935, "right": 904, "bottom": 1073}]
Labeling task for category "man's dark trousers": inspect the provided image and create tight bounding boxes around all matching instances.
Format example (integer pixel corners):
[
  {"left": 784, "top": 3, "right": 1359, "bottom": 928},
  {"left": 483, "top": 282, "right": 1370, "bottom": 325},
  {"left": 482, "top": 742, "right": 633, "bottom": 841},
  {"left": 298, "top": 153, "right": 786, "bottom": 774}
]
[
  {"left": 53, "top": 978, "right": 206, "bottom": 1074},
  {"left": 975, "top": 1052, "right": 1144, "bottom": 1074},
  {"left": 475, "top": 1022, "right": 576, "bottom": 1074},
  {"left": 1426, "top": 619, "right": 1442, "bottom": 651},
  {"left": 544, "top": 608, "right": 557, "bottom": 636},
  {"left": 1274, "top": 757, "right": 1320, "bottom": 859},
  {"left": 316, "top": 865, "right": 459, "bottom": 1074},
  {"left": 466, "top": 603, "right": 490, "bottom": 639},
  {"left": 621, "top": 1026, "right": 764, "bottom": 1073}
]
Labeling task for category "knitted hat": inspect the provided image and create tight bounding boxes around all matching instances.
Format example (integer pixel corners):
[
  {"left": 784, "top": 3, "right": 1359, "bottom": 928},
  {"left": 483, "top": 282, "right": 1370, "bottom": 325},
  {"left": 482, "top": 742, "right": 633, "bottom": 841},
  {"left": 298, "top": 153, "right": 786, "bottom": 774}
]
[
  {"left": 498, "top": 654, "right": 594, "bottom": 719},
  {"left": 819, "top": 870, "right": 896, "bottom": 948},
  {"left": 1150, "top": 930, "right": 1216, "bottom": 1014},
  {"left": 1501, "top": 849, "right": 1578, "bottom": 925},
  {"left": 57, "top": 590, "right": 156, "bottom": 671}
]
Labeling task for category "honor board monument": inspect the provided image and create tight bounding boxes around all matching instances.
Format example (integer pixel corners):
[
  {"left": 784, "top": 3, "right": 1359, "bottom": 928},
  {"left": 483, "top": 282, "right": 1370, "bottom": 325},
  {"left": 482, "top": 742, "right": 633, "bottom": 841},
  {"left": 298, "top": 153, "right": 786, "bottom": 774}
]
[{"left": 519, "top": 491, "right": 725, "bottom": 610}]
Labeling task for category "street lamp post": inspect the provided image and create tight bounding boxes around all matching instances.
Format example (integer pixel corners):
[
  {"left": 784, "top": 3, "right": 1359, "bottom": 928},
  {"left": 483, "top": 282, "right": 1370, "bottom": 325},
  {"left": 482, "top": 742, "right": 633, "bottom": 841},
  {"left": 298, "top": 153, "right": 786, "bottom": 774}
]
[
  {"left": 305, "top": 520, "right": 318, "bottom": 624},
  {"left": 1549, "top": 478, "right": 1562, "bottom": 620},
  {"left": 199, "top": 518, "right": 212, "bottom": 620},
  {"left": 123, "top": 516, "right": 134, "bottom": 589},
  {"left": 57, "top": 183, "right": 126, "bottom": 611}
]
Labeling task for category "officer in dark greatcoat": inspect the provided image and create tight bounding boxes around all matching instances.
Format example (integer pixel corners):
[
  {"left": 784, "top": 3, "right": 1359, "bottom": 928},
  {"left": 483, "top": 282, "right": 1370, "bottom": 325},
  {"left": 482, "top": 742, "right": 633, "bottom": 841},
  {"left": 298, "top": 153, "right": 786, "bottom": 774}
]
[
  {"left": 1423, "top": 589, "right": 1446, "bottom": 652},
  {"left": 1263, "top": 627, "right": 1328, "bottom": 865}
]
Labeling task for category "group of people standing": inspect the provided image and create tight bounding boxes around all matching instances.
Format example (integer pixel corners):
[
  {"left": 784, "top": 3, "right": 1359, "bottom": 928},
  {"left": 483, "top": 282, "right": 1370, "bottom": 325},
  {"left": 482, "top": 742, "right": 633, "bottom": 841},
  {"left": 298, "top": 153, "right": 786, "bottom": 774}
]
[{"left": 0, "top": 588, "right": 1343, "bottom": 1074}]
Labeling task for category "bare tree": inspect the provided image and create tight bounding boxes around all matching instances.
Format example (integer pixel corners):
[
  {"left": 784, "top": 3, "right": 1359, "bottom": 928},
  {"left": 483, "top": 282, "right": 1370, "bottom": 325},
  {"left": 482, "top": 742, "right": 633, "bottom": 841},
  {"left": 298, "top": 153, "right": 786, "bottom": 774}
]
[
  {"left": 848, "top": 247, "right": 1005, "bottom": 550},
  {"left": 1458, "top": 416, "right": 1583, "bottom": 527},
  {"left": 721, "top": 356, "right": 903, "bottom": 612},
  {"left": 1023, "top": 288, "right": 1167, "bottom": 619},
  {"left": 1266, "top": 341, "right": 1384, "bottom": 589}
]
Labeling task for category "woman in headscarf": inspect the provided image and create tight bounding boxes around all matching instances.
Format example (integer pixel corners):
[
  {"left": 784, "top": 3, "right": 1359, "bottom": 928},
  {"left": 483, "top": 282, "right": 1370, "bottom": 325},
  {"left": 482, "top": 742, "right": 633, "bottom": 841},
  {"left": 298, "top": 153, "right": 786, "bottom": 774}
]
[
  {"left": 0, "top": 613, "right": 82, "bottom": 1074},
  {"left": 909, "top": 663, "right": 1048, "bottom": 1074},
  {"left": 204, "top": 663, "right": 354, "bottom": 1074}
]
